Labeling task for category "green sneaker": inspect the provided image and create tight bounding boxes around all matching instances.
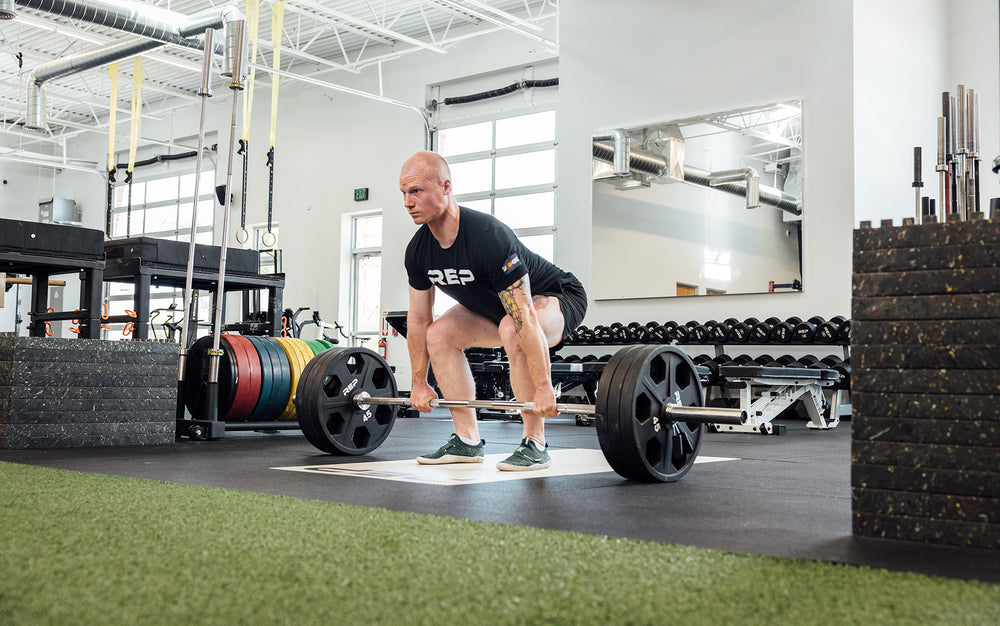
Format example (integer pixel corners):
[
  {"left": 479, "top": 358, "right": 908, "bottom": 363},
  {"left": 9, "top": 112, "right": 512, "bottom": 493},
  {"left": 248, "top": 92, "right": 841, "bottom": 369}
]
[
  {"left": 496, "top": 437, "right": 551, "bottom": 471},
  {"left": 416, "top": 434, "right": 485, "bottom": 465}
]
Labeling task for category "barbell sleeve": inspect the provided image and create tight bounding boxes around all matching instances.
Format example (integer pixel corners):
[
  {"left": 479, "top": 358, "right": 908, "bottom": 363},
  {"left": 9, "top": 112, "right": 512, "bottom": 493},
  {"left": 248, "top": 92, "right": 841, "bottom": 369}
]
[{"left": 354, "top": 394, "right": 747, "bottom": 425}]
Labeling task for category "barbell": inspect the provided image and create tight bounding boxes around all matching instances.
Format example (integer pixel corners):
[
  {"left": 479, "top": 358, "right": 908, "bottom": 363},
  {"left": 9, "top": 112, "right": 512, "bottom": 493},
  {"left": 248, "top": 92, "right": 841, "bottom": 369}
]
[{"left": 293, "top": 344, "right": 747, "bottom": 482}]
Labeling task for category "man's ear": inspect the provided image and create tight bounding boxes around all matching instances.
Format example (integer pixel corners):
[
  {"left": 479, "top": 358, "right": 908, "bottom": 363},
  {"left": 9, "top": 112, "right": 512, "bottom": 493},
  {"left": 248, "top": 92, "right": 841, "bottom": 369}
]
[{"left": 442, "top": 178, "right": 452, "bottom": 196}]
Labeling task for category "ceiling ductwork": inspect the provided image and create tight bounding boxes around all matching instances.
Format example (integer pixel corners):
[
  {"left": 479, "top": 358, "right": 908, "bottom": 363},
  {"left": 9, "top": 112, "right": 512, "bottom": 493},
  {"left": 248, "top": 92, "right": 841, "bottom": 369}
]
[
  {"left": 0, "top": 0, "right": 15, "bottom": 20},
  {"left": 18, "top": 0, "right": 244, "bottom": 130}
]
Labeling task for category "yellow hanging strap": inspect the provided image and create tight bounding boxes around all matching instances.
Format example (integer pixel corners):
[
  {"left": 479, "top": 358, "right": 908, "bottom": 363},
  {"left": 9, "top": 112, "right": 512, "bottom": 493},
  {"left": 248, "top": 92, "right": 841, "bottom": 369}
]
[
  {"left": 269, "top": 0, "right": 284, "bottom": 151},
  {"left": 237, "top": 0, "right": 261, "bottom": 244},
  {"left": 127, "top": 56, "right": 142, "bottom": 177},
  {"left": 126, "top": 56, "right": 143, "bottom": 237},
  {"left": 241, "top": 0, "right": 260, "bottom": 144},
  {"left": 262, "top": 0, "right": 284, "bottom": 247}
]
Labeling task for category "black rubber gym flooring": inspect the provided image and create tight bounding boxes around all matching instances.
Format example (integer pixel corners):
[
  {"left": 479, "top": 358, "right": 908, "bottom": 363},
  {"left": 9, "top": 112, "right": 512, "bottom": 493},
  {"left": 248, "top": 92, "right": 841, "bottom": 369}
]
[{"left": 2, "top": 415, "right": 997, "bottom": 583}]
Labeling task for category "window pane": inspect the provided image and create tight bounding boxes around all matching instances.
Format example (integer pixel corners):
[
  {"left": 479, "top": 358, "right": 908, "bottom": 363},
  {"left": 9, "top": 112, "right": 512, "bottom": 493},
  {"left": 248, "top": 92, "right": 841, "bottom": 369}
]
[
  {"left": 107, "top": 282, "right": 132, "bottom": 297},
  {"left": 462, "top": 199, "right": 491, "bottom": 213},
  {"left": 354, "top": 215, "right": 382, "bottom": 248},
  {"left": 114, "top": 182, "right": 145, "bottom": 208},
  {"left": 179, "top": 173, "right": 195, "bottom": 198},
  {"left": 438, "top": 121, "right": 492, "bottom": 156},
  {"left": 496, "top": 111, "right": 555, "bottom": 149},
  {"left": 449, "top": 159, "right": 492, "bottom": 194},
  {"left": 519, "top": 234, "right": 554, "bottom": 262},
  {"left": 356, "top": 255, "right": 381, "bottom": 333},
  {"left": 145, "top": 204, "right": 177, "bottom": 233},
  {"left": 494, "top": 192, "right": 554, "bottom": 229},
  {"left": 145, "top": 177, "right": 177, "bottom": 203},
  {"left": 495, "top": 150, "right": 554, "bottom": 189},
  {"left": 123, "top": 209, "right": 144, "bottom": 235},
  {"left": 195, "top": 230, "right": 213, "bottom": 245}
]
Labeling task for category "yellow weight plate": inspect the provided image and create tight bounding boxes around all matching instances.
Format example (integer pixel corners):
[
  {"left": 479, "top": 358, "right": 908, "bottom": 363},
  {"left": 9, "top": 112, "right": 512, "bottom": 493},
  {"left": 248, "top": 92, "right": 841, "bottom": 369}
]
[{"left": 277, "top": 337, "right": 312, "bottom": 420}]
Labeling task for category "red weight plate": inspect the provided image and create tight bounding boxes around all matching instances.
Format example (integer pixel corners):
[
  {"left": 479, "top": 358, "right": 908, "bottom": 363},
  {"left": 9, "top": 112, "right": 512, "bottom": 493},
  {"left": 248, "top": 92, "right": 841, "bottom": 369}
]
[
  {"left": 227, "top": 334, "right": 263, "bottom": 421},
  {"left": 220, "top": 335, "right": 254, "bottom": 421}
]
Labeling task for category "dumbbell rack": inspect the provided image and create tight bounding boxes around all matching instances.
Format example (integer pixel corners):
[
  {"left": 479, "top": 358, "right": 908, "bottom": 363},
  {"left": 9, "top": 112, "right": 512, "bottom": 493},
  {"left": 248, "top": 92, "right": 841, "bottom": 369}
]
[{"left": 562, "top": 317, "right": 852, "bottom": 436}]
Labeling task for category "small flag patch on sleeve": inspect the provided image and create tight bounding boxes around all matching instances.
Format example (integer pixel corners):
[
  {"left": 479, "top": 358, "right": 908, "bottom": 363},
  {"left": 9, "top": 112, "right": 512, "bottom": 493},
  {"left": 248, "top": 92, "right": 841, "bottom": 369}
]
[{"left": 501, "top": 254, "right": 521, "bottom": 274}]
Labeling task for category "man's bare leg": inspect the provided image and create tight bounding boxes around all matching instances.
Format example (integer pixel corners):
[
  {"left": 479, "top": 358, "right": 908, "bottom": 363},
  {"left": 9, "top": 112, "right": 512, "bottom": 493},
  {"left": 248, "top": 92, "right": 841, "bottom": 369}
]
[
  {"left": 499, "top": 295, "right": 566, "bottom": 447},
  {"left": 425, "top": 304, "right": 501, "bottom": 442}
]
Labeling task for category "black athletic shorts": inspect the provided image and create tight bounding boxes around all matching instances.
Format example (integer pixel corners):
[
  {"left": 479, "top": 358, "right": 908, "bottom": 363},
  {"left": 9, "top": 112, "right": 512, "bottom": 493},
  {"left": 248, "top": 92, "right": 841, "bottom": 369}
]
[{"left": 538, "top": 272, "right": 588, "bottom": 345}]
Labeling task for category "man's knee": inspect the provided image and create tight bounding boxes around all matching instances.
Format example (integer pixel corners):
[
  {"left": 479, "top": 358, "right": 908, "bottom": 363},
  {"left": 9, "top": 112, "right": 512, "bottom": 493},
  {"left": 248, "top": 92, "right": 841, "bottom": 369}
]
[{"left": 425, "top": 319, "right": 456, "bottom": 356}]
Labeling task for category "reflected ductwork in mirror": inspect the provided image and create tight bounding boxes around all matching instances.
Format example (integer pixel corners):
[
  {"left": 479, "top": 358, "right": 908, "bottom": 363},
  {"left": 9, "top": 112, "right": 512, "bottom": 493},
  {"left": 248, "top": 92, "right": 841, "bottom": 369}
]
[
  {"left": 593, "top": 128, "right": 792, "bottom": 213},
  {"left": 590, "top": 100, "right": 803, "bottom": 300}
]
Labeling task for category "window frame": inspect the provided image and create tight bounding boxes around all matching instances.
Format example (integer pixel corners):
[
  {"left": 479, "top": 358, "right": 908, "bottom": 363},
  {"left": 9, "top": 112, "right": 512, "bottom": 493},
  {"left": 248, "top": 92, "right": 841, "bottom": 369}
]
[
  {"left": 349, "top": 212, "right": 383, "bottom": 349},
  {"left": 105, "top": 169, "right": 216, "bottom": 341}
]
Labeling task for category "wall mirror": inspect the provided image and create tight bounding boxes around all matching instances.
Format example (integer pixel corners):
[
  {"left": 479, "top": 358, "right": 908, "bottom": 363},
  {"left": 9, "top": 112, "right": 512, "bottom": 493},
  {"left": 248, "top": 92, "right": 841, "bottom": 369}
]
[{"left": 591, "top": 100, "right": 803, "bottom": 300}]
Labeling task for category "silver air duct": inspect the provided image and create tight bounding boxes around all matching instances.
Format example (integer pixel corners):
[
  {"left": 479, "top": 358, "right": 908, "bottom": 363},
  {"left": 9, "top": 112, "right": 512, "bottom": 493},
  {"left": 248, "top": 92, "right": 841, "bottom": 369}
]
[
  {"left": 707, "top": 168, "right": 760, "bottom": 209},
  {"left": 0, "top": 0, "right": 15, "bottom": 19},
  {"left": 19, "top": 0, "right": 243, "bottom": 130},
  {"left": 593, "top": 138, "right": 800, "bottom": 215},
  {"left": 592, "top": 129, "right": 630, "bottom": 176}
]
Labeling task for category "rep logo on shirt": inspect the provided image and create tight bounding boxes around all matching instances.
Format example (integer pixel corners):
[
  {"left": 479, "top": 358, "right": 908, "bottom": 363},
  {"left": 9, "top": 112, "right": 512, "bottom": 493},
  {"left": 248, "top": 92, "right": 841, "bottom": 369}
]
[{"left": 427, "top": 268, "right": 475, "bottom": 286}]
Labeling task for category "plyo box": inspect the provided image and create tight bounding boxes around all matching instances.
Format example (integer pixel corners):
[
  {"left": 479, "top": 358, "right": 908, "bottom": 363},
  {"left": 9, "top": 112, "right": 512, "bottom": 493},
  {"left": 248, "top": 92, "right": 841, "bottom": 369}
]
[
  {"left": 0, "top": 335, "right": 177, "bottom": 449},
  {"left": 851, "top": 217, "right": 1000, "bottom": 550}
]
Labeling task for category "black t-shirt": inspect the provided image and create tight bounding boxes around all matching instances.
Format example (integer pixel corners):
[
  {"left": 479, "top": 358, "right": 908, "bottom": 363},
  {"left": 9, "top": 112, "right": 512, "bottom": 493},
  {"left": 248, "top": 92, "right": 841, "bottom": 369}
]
[{"left": 405, "top": 207, "right": 571, "bottom": 324}]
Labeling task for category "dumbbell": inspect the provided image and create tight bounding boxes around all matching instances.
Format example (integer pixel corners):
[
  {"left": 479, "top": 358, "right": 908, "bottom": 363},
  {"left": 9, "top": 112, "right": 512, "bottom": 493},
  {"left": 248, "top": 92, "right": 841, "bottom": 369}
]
[
  {"left": 749, "top": 319, "right": 774, "bottom": 342},
  {"left": 815, "top": 316, "right": 848, "bottom": 343},
  {"left": 793, "top": 316, "right": 827, "bottom": 342},
  {"left": 832, "top": 357, "right": 851, "bottom": 389},
  {"left": 608, "top": 322, "right": 629, "bottom": 343},
  {"left": 791, "top": 354, "right": 819, "bottom": 368},
  {"left": 669, "top": 324, "right": 690, "bottom": 342},
  {"left": 627, "top": 322, "right": 650, "bottom": 343},
  {"left": 728, "top": 320, "right": 751, "bottom": 342},
  {"left": 708, "top": 320, "right": 731, "bottom": 343},
  {"left": 762, "top": 354, "right": 797, "bottom": 367},
  {"left": 687, "top": 320, "right": 715, "bottom": 343},
  {"left": 577, "top": 326, "right": 596, "bottom": 344},
  {"left": 836, "top": 319, "right": 851, "bottom": 343},
  {"left": 753, "top": 354, "right": 774, "bottom": 365},
  {"left": 770, "top": 320, "right": 795, "bottom": 343}
]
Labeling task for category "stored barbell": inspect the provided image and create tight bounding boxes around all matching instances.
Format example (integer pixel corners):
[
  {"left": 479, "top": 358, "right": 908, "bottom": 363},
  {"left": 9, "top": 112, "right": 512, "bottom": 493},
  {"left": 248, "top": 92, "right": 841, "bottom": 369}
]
[{"left": 293, "top": 344, "right": 747, "bottom": 482}]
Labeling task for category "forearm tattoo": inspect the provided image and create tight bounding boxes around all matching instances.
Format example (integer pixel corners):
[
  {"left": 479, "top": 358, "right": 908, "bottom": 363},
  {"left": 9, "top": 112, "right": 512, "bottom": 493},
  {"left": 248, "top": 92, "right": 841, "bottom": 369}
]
[{"left": 500, "top": 278, "right": 527, "bottom": 333}]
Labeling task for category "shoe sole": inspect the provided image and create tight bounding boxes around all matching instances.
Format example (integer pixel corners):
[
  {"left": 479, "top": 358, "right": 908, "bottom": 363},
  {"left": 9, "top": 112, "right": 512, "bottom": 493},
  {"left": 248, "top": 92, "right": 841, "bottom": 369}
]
[
  {"left": 496, "top": 460, "right": 552, "bottom": 472},
  {"left": 416, "top": 454, "right": 485, "bottom": 465}
]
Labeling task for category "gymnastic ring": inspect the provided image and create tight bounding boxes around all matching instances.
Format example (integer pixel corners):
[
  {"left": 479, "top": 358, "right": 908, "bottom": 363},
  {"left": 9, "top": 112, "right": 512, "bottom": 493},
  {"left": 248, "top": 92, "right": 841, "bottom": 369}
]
[
  {"left": 261, "top": 230, "right": 277, "bottom": 248},
  {"left": 236, "top": 228, "right": 249, "bottom": 245}
]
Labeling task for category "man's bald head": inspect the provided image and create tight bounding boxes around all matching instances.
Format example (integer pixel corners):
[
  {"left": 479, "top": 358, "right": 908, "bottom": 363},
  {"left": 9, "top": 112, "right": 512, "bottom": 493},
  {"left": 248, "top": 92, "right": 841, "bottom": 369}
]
[{"left": 401, "top": 151, "right": 452, "bottom": 187}]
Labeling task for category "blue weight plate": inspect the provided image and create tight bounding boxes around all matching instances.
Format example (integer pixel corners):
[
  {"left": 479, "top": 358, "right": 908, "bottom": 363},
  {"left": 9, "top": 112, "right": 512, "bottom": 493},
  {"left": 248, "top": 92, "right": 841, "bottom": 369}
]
[
  {"left": 259, "top": 336, "right": 292, "bottom": 419},
  {"left": 245, "top": 335, "right": 277, "bottom": 421}
]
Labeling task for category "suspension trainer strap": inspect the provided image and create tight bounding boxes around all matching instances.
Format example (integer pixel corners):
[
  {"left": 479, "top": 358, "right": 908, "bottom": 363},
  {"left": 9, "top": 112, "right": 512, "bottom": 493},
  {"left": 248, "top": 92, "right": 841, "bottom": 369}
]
[
  {"left": 262, "top": 0, "right": 284, "bottom": 248},
  {"left": 106, "top": 62, "right": 119, "bottom": 238},
  {"left": 237, "top": 0, "right": 261, "bottom": 245},
  {"left": 126, "top": 56, "right": 143, "bottom": 238}
]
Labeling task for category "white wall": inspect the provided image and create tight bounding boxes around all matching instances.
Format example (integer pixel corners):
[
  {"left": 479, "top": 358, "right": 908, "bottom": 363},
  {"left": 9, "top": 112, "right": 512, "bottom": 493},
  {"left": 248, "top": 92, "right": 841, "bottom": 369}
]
[
  {"left": 3, "top": 1, "right": 998, "bottom": 384},
  {"left": 558, "top": 0, "right": 856, "bottom": 328}
]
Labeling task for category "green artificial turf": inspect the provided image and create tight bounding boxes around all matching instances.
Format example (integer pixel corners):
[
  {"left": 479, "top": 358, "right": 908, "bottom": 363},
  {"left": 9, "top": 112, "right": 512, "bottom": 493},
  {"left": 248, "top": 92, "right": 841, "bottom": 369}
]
[{"left": 0, "top": 461, "right": 997, "bottom": 625}]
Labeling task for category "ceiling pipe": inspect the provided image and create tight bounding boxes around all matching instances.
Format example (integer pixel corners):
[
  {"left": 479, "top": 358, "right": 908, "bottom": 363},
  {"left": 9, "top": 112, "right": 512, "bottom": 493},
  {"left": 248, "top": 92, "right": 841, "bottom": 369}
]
[
  {"left": 0, "top": 0, "right": 14, "bottom": 19},
  {"left": 707, "top": 168, "right": 760, "bottom": 209},
  {"left": 592, "top": 130, "right": 631, "bottom": 176},
  {"left": 18, "top": 0, "right": 243, "bottom": 130}
]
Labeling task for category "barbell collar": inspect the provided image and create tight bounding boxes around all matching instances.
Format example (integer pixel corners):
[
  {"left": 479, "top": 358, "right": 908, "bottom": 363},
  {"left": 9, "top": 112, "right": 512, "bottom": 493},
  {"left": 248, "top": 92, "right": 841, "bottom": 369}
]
[{"left": 353, "top": 393, "right": 745, "bottom": 425}]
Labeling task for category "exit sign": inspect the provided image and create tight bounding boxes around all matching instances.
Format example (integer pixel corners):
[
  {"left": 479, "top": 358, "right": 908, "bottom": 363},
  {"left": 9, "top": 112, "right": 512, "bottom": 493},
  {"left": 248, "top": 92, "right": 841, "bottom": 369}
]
[{"left": 354, "top": 187, "right": 369, "bottom": 202}]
